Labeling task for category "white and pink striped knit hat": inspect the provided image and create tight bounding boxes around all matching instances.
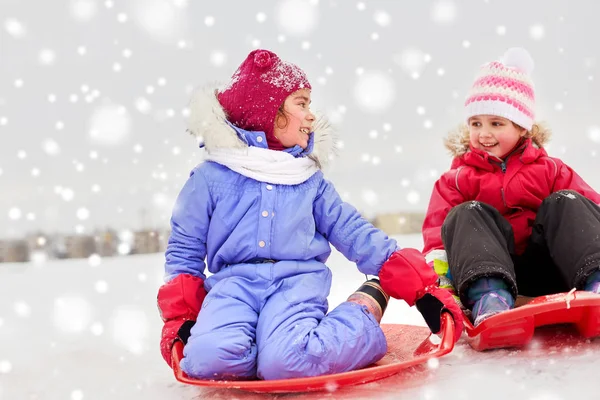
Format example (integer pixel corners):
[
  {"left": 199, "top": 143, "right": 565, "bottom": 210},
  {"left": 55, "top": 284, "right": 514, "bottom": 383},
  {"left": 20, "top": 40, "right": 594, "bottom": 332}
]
[{"left": 465, "top": 47, "right": 535, "bottom": 130}]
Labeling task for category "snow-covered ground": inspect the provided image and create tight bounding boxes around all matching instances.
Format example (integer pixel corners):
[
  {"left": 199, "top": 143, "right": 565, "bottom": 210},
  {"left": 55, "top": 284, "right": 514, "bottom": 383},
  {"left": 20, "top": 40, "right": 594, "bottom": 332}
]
[{"left": 1, "top": 234, "right": 599, "bottom": 400}]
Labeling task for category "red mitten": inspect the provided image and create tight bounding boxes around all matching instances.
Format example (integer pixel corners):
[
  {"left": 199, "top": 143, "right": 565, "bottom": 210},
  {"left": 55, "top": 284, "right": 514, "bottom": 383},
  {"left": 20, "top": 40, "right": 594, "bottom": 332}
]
[
  {"left": 378, "top": 248, "right": 438, "bottom": 306},
  {"left": 415, "top": 285, "right": 465, "bottom": 343},
  {"left": 157, "top": 274, "right": 207, "bottom": 366}
]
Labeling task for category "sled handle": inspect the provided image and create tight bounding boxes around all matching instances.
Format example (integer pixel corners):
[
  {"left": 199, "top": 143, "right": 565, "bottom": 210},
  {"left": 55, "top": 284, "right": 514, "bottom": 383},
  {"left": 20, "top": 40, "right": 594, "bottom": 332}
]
[
  {"left": 439, "top": 312, "right": 456, "bottom": 352},
  {"left": 171, "top": 341, "right": 187, "bottom": 382},
  {"left": 414, "top": 312, "right": 455, "bottom": 356}
]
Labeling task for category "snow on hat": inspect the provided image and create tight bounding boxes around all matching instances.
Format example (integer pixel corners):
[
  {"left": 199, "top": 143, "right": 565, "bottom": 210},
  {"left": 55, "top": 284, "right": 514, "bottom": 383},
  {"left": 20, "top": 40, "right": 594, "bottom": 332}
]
[
  {"left": 464, "top": 47, "right": 535, "bottom": 130},
  {"left": 217, "top": 49, "right": 311, "bottom": 150}
]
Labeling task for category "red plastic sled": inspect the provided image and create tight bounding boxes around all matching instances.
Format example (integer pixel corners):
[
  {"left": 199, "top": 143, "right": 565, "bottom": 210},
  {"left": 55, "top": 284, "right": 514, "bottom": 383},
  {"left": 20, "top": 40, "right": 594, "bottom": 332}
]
[
  {"left": 170, "top": 313, "right": 455, "bottom": 393},
  {"left": 465, "top": 290, "right": 600, "bottom": 351}
]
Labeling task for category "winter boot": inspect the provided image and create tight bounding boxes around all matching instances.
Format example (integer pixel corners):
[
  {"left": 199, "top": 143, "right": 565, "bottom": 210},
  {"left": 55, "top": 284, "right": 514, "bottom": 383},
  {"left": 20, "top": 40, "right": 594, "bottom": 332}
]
[
  {"left": 467, "top": 277, "right": 515, "bottom": 326},
  {"left": 347, "top": 278, "right": 390, "bottom": 323},
  {"left": 584, "top": 270, "right": 600, "bottom": 294}
]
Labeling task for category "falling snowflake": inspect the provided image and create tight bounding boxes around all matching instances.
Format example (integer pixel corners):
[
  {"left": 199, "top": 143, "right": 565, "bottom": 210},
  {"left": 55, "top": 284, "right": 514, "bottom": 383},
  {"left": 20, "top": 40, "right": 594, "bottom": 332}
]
[
  {"left": 71, "top": 390, "right": 84, "bottom": 400},
  {"left": 362, "top": 189, "right": 379, "bottom": 206},
  {"left": 530, "top": 24, "right": 545, "bottom": 40},
  {"left": 4, "top": 18, "right": 26, "bottom": 38},
  {"left": 8, "top": 207, "right": 22, "bottom": 220},
  {"left": 393, "top": 48, "right": 429, "bottom": 78},
  {"left": 256, "top": 12, "right": 267, "bottom": 23},
  {"left": 209, "top": 51, "right": 227, "bottom": 67},
  {"left": 39, "top": 49, "right": 57, "bottom": 66},
  {"left": 204, "top": 16, "right": 215, "bottom": 26},
  {"left": 373, "top": 10, "right": 391, "bottom": 27},
  {"left": 353, "top": 71, "right": 395, "bottom": 114},
  {"left": 431, "top": 0, "right": 457, "bottom": 24},
  {"left": 130, "top": 0, "right": 188, "bottom": 44},
  {"left": 276, "top": 0, "right": 319, "bottom": 36},
  {"left": 14, "top": 301, "right": 31, "bottom": 317},
  {"left": 88, "top": 104, "right": 132, "bottom": 146},
  {"left": 95, "top": 280, "right": 109, "bottom": 293},
  {"left": 69, "top": 0, "right": 98, "bottom": 22},
  {"left": 588, "top": 126, "right": 600, "bottom": 143},
  {"left": 90, "top": 322, "right": 104, "bottom": 336},
  {"left": 0, "top": 360, "right": 12, "bottom": 374},
  {"left": 76, "top": 208, "right": 90, "bottom": 220},
  {"left": 407, "top": 190, "right": 420, "bottom": 204},
  {"left": 427, "top": 357, "right": 440, "bottom": 369},
  {"left": 135, "top": 97, "right": 152, "bottom": 114},
  {"left": 88, "top": 254, "right": 102, "bottom": 267}
]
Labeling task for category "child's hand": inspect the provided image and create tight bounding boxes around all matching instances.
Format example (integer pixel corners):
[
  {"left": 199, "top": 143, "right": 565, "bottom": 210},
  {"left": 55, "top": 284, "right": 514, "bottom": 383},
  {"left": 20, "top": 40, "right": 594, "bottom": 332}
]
[
  {"left": 378, "top": 248, "right": 464, "bottom": 343},
  {"left": 158, "top": 274, "right": 207, "bottom": 367},
  {"left": 415, "top": 285, "right": 465, "bottom": 343},
  {"left": 378, "top": 248, "right": 439, "bottom": 305}
]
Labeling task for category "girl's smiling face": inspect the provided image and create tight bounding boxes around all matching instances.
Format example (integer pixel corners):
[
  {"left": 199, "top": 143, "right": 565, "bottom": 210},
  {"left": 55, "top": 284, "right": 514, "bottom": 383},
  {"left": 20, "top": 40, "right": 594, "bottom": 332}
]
[
  {"left": 469, "top": 115, "right": 527, "bottom": 159},
  {"left": 273, "top": 89, "right": 315, "bottom": 149}
]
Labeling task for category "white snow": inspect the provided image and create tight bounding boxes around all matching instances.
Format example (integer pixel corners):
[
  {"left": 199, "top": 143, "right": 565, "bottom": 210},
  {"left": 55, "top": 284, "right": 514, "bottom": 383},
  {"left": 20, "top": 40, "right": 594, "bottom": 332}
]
[{"left": 2, "top": 234, "right": 598, "bottom": 399}]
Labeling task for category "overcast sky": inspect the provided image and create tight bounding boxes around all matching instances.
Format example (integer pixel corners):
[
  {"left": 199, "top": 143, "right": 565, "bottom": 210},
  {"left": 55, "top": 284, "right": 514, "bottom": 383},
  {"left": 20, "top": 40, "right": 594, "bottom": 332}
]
[{"left": 1, "top": 0, "right": 599, "bottom": 238}]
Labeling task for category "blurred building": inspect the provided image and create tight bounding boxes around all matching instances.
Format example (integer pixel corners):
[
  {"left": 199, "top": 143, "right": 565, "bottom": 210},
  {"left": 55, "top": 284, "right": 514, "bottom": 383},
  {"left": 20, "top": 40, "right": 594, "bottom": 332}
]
[
  {"left": 159, "top": 229, "right": 170, "bottom": 252},
  {"left": 133, "top": 230, "right": 163, "bottom": 254},
  {"left": 64, "top": 235, "right": 97, "bottom": 259},
  {"left": 0, "top": 239, "right": 30, "bottom": 263},
  {"left": 372, "top": 212, "right": 426, "bottom": 235},
  {"left": 95, "top": 229, "right": 119, "bottom": 257}
]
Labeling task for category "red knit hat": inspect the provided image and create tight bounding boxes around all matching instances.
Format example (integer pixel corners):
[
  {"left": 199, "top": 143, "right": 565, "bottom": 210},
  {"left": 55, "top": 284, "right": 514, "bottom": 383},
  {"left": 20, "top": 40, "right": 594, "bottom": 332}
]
[{"left": 217, "top": 49, "right": 311, "bottom": 150}]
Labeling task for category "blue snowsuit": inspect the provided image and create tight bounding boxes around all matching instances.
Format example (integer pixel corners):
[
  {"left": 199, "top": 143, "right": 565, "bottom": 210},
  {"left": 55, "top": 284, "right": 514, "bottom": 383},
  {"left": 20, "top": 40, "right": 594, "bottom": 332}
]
[{"left": 164, "top": 121, "right": 398, "bottom": 380}]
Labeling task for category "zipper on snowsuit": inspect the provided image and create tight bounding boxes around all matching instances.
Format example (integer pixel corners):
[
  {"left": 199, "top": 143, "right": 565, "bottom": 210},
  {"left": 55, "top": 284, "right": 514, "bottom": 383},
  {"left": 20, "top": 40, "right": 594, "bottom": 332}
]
[{"left": 489, "top": 141, "right": 526, "bottom": 208}]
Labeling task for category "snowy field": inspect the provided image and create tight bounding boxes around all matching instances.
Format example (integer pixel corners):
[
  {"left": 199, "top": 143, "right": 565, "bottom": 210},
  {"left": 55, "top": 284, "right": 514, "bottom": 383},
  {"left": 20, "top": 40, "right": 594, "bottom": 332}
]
[{"left": 1, "top": 234, "right": 599, "bottom": 400}]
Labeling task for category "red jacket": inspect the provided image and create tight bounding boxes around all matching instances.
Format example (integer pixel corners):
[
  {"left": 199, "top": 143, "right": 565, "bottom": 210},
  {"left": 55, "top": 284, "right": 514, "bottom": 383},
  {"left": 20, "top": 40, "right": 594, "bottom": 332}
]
[{"left": 423, "top": 137, "right": 600, "bottom": 256}]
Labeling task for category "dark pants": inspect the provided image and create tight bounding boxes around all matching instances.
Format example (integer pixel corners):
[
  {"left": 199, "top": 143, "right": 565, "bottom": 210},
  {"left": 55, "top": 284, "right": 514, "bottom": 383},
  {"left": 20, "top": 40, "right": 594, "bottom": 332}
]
[{"left": 442, "top": 190, "right": 600, "bottom": 306}]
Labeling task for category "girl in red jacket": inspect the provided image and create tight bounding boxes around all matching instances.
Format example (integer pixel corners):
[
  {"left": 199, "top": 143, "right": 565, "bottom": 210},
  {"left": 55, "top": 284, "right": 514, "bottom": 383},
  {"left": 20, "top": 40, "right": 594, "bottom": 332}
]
[{"left": 422, "top": 48, "right": 600, "bottom": 326}]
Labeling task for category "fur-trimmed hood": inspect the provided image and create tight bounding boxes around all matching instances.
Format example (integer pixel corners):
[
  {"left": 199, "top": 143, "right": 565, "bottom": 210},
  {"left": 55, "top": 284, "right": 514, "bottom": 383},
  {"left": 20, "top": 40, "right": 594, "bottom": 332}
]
[
  {"left": 186, "top": 85, "right": 338, "bottom": 169},
  {"left": 444, "top": 122, "right": 552, "bottom": 157}
]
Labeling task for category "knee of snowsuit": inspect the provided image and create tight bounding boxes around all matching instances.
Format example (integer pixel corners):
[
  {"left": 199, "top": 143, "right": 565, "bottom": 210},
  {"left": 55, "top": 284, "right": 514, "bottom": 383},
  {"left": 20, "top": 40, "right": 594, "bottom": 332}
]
[
  {"left": 180, "top": 260, "right": 387, "bottom": 380},
  {"left": 441, "top": 201, "right": 519, "bottom": 306},
  {"left": 533, "top": 190, "right": 600, "bottom": 287}
]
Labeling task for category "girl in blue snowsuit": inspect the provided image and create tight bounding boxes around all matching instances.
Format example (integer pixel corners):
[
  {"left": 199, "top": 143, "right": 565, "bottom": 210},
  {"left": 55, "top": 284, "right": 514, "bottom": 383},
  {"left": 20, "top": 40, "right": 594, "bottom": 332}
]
[{"left": 157, "top": 49, "right": 463, "bottom": 380}]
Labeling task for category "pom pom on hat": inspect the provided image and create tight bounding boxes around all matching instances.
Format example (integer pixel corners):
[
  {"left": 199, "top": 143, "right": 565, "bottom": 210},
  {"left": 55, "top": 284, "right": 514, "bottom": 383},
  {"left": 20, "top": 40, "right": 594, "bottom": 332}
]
[
  {"left": 464, "top": 47, "right": 536, "bottom": 130},
  {"left": 501, "top": 47, "right": 535, "bottom": 75},
  {"left": 253, "top": 50, "right": 274, "bottom": 68}
]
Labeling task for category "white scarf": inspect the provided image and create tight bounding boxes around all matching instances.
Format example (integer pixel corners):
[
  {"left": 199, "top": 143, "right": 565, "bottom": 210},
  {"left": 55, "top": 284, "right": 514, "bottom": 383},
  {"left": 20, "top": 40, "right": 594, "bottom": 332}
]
[{"left": 205, "top": 147, "right": 319, "bottom": 185}]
